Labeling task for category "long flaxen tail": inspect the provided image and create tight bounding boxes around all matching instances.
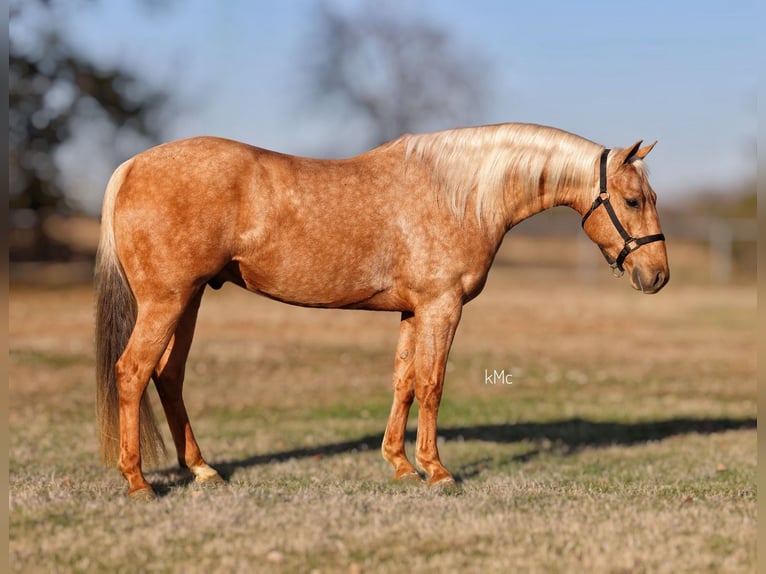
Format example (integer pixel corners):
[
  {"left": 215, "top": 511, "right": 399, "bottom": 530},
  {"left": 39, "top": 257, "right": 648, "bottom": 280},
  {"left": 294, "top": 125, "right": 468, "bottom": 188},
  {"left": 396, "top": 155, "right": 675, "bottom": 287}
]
[{"left": 95, "top": 160, "right": 166, "bottom": 468}]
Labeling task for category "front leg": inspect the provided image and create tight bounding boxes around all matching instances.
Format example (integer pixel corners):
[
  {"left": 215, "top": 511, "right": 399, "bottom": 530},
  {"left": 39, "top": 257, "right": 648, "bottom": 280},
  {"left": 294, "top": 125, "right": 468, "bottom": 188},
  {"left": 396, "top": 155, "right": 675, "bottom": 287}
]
[
  {"left": 412, "top": 295, "right": 463, "bottom": 486},
  {"left": 381, "top": 312, "right": 420, "bottom": 481}
]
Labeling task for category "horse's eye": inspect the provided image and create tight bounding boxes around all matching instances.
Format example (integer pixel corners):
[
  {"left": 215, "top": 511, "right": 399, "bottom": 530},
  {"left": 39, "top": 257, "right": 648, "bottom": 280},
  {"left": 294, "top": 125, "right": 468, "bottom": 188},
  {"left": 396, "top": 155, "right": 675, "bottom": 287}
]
[{"left": 625, "top": 198, "right": 640, "bottom": 209}]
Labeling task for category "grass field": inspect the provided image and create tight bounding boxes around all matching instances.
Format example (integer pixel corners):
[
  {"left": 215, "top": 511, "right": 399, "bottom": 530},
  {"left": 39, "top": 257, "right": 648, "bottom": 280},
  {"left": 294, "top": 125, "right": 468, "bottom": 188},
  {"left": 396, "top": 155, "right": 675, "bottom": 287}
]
[{"left": 9, "top": 238, "right": 756, "bottom": 573}]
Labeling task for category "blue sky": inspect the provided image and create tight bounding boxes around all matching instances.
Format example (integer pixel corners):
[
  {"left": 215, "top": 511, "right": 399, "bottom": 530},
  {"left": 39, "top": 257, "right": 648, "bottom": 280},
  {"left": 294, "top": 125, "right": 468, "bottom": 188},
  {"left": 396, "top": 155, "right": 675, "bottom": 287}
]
[{"left": 17, "top": 0, "right": 755, "bottom": 212}]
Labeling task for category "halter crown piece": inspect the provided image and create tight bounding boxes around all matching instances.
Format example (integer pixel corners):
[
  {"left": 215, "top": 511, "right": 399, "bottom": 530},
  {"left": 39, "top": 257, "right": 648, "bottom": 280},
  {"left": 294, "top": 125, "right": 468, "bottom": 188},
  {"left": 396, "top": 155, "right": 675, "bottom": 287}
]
[{"left": 581, "top": 148, "right": 665, "bottom": 278}]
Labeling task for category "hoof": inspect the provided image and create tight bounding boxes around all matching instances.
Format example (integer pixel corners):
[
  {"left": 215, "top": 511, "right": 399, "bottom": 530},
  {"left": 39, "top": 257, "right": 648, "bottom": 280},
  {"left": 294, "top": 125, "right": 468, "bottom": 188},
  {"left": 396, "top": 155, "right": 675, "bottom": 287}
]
[
  {"left": 392, "top": 470, "right": 424, "bottom": 483},
  {"left": 128, "top": 487, "right": 157, "bottom": 501},
  {"left": 429, "top": 476, "right": 462, "bottom": 494},
  {"left": 190, "top": 463, "right": 226, "bottom": 486},
  {"left": 194, "top": 472, "right": 226, "bottom": 487}
]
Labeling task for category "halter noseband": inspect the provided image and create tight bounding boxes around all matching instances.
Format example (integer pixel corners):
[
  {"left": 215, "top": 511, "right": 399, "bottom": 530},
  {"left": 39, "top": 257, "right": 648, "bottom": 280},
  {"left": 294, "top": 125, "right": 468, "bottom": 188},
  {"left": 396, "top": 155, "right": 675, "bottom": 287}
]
[{"left": 581, "top": 148, "right": 665, "bottom": 277}]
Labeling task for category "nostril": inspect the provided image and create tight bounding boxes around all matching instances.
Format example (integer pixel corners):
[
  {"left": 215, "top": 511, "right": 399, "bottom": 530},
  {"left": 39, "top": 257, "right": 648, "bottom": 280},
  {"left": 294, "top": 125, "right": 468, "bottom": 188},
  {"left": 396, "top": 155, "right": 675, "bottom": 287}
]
[{"left": 653, "top": 271, "right": 666, "bottom": 290}]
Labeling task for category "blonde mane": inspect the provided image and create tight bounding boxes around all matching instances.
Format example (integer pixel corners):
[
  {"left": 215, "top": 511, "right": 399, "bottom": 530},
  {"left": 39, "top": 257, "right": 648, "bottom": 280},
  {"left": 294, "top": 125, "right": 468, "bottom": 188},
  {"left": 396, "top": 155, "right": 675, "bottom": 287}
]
[{"left": 403, "top": 123, "right": 604, "bottom": 225}]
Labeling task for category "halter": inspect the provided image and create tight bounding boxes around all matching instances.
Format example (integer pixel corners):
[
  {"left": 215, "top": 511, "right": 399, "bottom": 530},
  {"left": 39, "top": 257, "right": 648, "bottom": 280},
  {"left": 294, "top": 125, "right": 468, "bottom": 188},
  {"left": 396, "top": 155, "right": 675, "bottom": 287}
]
[{"left": 581, "top": 148, "right": 665, "bottom": 277}]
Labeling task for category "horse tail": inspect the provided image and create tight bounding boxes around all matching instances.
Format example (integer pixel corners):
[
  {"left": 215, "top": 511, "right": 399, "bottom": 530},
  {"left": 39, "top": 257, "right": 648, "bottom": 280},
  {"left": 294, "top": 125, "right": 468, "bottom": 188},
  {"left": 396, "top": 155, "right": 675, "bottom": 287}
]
[{"left": 95, "top": 160, "right": 166, "bottom": 468}]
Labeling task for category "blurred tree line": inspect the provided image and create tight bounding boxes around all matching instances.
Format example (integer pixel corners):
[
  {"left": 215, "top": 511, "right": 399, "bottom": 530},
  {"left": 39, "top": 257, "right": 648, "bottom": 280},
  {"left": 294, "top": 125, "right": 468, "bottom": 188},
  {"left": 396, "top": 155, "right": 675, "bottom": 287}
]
[
  {"left": 9, "top": 0, "right": 169, "bottom": 261},
  {"left": 665, "top": 180, "right": 756, "bottom": 219}
]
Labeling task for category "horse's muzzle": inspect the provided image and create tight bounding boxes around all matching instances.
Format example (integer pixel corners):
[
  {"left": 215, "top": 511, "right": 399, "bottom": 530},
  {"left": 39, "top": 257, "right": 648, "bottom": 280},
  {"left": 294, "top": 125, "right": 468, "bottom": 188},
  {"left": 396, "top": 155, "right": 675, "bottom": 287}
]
[{"left": 631, "top": 267, "right": 669, "bottom": 294}]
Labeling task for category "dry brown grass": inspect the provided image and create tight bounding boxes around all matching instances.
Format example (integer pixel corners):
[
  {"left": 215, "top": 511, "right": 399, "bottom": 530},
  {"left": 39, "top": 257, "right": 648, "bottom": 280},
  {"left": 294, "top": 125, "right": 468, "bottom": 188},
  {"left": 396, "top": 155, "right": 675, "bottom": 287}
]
[{"left": 9, "top": 238, "right": 756, "bottom": 573}]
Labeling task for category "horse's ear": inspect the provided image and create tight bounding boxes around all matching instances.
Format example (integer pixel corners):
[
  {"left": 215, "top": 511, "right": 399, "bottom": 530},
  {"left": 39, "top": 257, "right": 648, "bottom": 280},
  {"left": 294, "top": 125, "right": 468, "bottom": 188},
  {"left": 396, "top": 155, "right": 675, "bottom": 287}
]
[
  {"left": 614, "top": 140, "right": 643, "bottom": 165},
  {"left": 635, "top": 141, "right": 657, "bottom": 159}
]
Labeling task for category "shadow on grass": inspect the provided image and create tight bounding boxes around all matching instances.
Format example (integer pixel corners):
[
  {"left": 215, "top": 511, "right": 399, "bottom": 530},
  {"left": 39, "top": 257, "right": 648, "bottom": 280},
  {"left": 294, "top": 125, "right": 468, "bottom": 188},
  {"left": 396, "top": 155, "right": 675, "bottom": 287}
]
[{"left": 197, "top": 416, "right": 755, "bottom": 484}]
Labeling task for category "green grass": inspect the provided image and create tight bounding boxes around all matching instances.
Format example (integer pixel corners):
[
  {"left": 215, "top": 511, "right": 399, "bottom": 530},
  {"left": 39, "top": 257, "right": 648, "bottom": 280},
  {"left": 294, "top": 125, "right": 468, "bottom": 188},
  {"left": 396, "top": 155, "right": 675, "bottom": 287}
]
[
  {"left": 9, "top": 429, "right": 756, "bottom": 573},
  {"left": 8, "top": 276, "right": 756, "bottom": 573},
  {"left": 11, "top": 349, "right": 92, "bottom": 368}
]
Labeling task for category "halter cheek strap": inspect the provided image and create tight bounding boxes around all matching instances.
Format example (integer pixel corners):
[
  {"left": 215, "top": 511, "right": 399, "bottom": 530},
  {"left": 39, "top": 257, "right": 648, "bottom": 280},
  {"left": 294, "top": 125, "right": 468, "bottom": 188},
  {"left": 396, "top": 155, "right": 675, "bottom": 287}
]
[{"left": 581, "top": 148, "right": 665, "bottom": 277}]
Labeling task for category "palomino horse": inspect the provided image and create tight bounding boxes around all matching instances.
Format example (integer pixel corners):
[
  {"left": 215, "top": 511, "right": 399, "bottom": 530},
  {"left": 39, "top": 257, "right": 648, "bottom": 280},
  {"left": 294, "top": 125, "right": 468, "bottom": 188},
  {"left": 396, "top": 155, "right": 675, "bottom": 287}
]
[{"left": 95, "top": 123, "right": 669, "bottom": 498}]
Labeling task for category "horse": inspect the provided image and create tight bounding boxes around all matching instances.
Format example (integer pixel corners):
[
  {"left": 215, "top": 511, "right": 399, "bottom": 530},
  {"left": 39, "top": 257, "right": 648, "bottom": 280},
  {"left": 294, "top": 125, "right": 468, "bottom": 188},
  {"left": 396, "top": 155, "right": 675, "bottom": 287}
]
[{"left": 95, "top": 122, "right": 669, "bottom": 499}]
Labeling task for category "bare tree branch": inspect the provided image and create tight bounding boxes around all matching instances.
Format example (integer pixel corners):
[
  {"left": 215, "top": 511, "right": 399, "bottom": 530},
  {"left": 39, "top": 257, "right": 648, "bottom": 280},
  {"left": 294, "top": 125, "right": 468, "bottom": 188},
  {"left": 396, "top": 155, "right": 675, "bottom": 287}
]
[{"left": 310, "top": 4, "right": 489, "bottom": 148}]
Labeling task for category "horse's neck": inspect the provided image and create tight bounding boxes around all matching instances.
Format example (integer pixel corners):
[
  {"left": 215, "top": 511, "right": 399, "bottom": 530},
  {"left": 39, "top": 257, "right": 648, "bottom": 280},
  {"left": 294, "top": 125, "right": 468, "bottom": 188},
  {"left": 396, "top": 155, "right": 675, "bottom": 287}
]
[
  {"left": 502, "top": 184, "right": 565, "bottom": 230},
  {"left": 503, "top": 156, "right": 595, "bottom": 230}
]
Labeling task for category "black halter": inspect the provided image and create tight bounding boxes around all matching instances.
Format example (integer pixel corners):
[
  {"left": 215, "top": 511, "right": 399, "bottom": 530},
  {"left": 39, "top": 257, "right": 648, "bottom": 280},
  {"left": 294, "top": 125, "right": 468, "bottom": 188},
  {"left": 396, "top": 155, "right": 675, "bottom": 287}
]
[{"left": 581, "top": 148, "right": 665, "bottom": 277}]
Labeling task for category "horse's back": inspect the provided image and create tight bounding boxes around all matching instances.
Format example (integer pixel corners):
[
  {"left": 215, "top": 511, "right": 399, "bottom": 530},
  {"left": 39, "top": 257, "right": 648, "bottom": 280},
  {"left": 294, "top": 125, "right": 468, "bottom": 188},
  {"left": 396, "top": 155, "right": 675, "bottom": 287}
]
[{"left": 110, "top": 136, "right": 412, "bottom": 305}]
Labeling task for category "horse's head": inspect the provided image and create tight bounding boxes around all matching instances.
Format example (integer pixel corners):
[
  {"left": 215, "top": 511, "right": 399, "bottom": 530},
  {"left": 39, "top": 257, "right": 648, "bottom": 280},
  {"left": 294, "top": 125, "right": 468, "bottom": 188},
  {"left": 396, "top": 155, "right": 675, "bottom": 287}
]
[{"left": 581, "top": 141, "right": 669, "bottom": 294}]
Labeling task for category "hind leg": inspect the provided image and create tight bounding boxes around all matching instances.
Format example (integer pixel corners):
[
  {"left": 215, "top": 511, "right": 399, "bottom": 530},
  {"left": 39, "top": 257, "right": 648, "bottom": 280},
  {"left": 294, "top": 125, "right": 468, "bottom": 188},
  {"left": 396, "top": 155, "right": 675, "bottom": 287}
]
[
  {"left": 117, "top": 295, "right": 190, "bottom": 498},
  {"left": 153, "top": 288, "right": 223, "bottom": 485}
]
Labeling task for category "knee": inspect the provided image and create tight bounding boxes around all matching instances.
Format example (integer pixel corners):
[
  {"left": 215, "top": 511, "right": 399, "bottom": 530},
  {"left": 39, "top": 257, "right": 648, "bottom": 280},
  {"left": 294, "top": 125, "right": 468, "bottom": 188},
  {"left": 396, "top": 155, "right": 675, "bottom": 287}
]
[
  {"left": 396, "top": 386, "right": 416, "bottom": 404},
  {"left": 415, "top": 384, "right": 443, "bottom": 407}
]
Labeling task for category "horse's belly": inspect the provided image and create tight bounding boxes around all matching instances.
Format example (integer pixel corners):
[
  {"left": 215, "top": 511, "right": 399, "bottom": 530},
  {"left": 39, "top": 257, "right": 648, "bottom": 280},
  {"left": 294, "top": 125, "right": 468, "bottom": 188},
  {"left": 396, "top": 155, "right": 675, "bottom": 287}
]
[{"left": 232, "top": 257, "right": 405, "bottom": 310}]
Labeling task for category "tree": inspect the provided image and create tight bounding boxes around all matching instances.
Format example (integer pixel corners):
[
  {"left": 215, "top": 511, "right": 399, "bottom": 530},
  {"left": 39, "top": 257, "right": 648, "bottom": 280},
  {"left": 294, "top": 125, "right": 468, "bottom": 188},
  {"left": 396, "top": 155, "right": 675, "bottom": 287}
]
[
  {"left": 310, "top": 3, "right": 488, "bottom": 149},
  {"left": 9, "top": 0, "right": 170, "bottom": 261}
]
